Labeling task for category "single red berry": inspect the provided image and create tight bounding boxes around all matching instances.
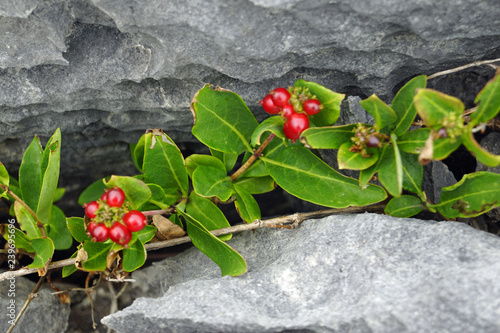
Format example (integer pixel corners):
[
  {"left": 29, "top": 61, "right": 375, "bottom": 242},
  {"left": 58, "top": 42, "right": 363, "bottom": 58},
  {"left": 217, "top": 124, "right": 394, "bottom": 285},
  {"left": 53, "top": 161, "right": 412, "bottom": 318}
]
[
  {"left": 109, "top": 222, "right": 132, "bottom": 246},
  {"left": 87, "top": 222, "right": 96, "bottom": 236},
  {"left": 123, "top": 210, "right": 147, "bottom": 232},
  {"left": 106, "top": 187, "right": 126, "bottom": 207},
  {"left": 270, "top": 88, "right": 291, "bottom": 107},
  {"left": 84, "top": 201, "right": 99, "bottom": 219},
  {"left": 437, "top": 127, "right": 447, "bottom": 138},
  {"left": 302, "top": 99, "right": 322, "bottom": 116},
  {"left": 366, "top": 135, "right": 380, "bottom": 148},
  {"left": 283, "top": 113, "right": 309, "bottom": 140},
  {"left": 281, "top": 104, "right": 296, "bottom": 118},
  {"left": 92, "top": 223, "right": 110, "bottom": 242},
  {"left": 260, "top": 94, "right": 280, "bottom": 114},
  {"left": 100, "top": 191, "right": 108, "bottom": 201}
]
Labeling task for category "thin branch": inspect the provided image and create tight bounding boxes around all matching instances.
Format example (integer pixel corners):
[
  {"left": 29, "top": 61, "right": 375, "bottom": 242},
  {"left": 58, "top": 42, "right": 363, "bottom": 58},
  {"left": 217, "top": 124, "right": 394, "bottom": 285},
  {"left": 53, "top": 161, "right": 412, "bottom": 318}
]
[
  {"left": 427, "top": 58, "right": 500, "bottom": 80},
  {"left": 0, "top": 204, "right": 386, "bottom": 282},
  {"left": 231, "top": 133, "right": 276, "bottom": 181}
]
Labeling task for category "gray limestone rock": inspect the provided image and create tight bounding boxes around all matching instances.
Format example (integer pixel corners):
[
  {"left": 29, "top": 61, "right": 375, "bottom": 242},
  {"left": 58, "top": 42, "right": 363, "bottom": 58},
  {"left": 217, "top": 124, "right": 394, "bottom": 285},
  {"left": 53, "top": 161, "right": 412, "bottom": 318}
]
[{"left": 103, "top": 213, "right": 500, "bottom": 332}]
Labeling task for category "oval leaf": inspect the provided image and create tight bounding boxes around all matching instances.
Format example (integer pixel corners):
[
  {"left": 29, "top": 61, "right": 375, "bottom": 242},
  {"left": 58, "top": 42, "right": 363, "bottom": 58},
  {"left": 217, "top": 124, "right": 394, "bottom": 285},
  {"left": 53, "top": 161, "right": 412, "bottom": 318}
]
[
  {"left": 377, "top": 136, "right": 403, "bottom": 197},
  {"left": 384, "top": 195, "right": 424, "bottom": 218},
  {"left": 397, "top": 128, "right": 431, "bottom": 154},
  {"left": 78, "top": 178, "right": 108, "bottom": 206},
  {"left": 414, "top": 89, "right": 464, "bottom": 127},
  {"left": 337, "top": 142, "right": 379, "bottom": 170},
  {"left": 392, "top": 75, "right": 427, "bottom": 136},
  {"left": 66, "top": 217, "right": 91, "bottom": 243},
  {"left": 233, "top": 176, "right": 276, "bottom": 194},
  {"left": 28, "top": 237, "right": 54, "bottom": 269},
  {"left": 301, "top": 124, "right": 357, "bottom": 149},
  {"left": 48, "top": 205, "right": 72, "bottom": 250},
  {"left": 123, "top": 239, "right": 146, "bottom": 272},
  {"left": 187, "top": 192, "right": 232, "bottom": 241},
  {"left": 359, "top": 95, "right": 398, "bottom": 130},
  {"left": 234, "top": 184, "right": 261, "bottom": 223},
  {"left": 462, "top": 129, "right": 500, "bottom": 167},
  {"left": 19, "top": 135, "right": 43, "bottom": 211},
  {"left": 14, "top": 201, "right": 41, "bottom": 238},
  {"left": 81, "top": 241, "right": 113, "bottom": 272},
  {"left": 401, "top": 151, "right": 423, "bottom": 197},
  {"left": 210, "top": 148, "right": 238, "bottom": 172},
  {"left": 185, "top": 154, "right": 226, "bottom": 179},
  {"left": 105, "top": 176, "right": 151, "bottom": 210},
  {"left": 250, "top": 116, "right": 285, "bottom": 147},
  {"left": 470, "top": 70, "right": 500, "bottom": 126},
  {"left": 192, "top": 165, "right": 234, "bottom": 201}
]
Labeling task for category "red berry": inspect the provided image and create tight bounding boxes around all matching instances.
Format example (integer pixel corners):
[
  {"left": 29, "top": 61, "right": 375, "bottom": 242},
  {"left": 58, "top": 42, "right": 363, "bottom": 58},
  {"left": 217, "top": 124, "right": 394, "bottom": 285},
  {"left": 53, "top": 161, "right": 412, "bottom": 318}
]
[
  {"left": 84, "top": 201, "right": 99, "bottom": 218},
  {"left": 260, "top": 94, "right": 280, "bottom": 114},
  {"left": 87, "top": 222, "right": 96, "bottom": 235},
  {"left": 283, "top": 113, "right": 309, "bottom": 140},
  {"left": 123, "top": 210, "right": 147, "bottom": 232},
  {"left": 92, "top": 223, "right": 110, "bottom": 242},
  {"left": 100, "top": 191, "right": 108, "bottom": 201},
  {"left": 281, "top": 104, "right": 296, "bottom": 118},
  {"left": 109, "top": 222, "right": 132, "bottom": 246},
  {"left": 303, "top": 99, "right": 322, "bottom": 116},
  {"left": 437, "top": 127, "right": 447, "bottom": 138},
  {"left": 366, "top": 135, "right": 380, "bottom": 148},
  {"left": 270, "top": 88, "right": 291, "bottom": 107},
  {"left": 106, "top": 187, "right": 125, "bottom": 207}
]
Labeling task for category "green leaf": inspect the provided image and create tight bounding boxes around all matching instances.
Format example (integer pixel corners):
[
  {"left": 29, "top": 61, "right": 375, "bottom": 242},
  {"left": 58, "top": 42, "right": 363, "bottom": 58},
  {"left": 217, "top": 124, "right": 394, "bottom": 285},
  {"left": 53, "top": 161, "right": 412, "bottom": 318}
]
[
  {"left": 378, "top": 136, "right": 403, "bottom": 197},
  {"left": 136, "top": 225, "right": 156, "bottom": 244},
  {"left": 429, "top": 171, "right": 500, "bottom": 218},
  {"left": 401, "top": 151, "right": 423, "bottom": 197},
  {"left": 187, "top": 192, "right": 232, "bottom": 241},
  {"left": 53, "top": 187, "right": 65, "bottom": 202},
  {"left": 262, "top": 145, "right": 387, "bottom": 208},
  {"left": 384, "top": 195, "right": 424, "bottom": 218},
  {"left": 239, "top": 136, "right": 287, "bottom": 178},
  {"left": 78, "top": 179, "right": 108, "bottom": 206},
  {"left": 81, "top": 241, "right": 113, "bottom": 272},
  {"left": 233, "top": 176, "right": 276, "bottom": 194},
  {"left": 19, "top": 136, "right": 43, "bottom": 211},
  {"left": 14, "top": 201, "right": 41, "bottom": 238},
  {"left": 392, "top": 75, "right": 427, "bottom": 136},
  {"left": 0, "top": 162, "right": 9, "bottom": 187},
  {"left": 131, "top": 134, "right": 146, "bottom": 172},
  {"left": 191, "top": 85, "right": 258, "bottom": 154},
  {"left": 66, "top": 217, "right": 91, "bottom": 243},
  {"left": 359, "top": 146, "right": 386, "bottom": 188},
  {"left": 414, "top": 89, "right": 464, "bottom": 127},
  {"left": 185, "top": 154, "right": 226, "bottom": 179},
  {"left": 146, "top": 183, "right": 180, "bottom": 209},
  {"left": 210, "top": 148, "right": 238, "bottom": 172},
  {"left": 234, "top": 184, "right": 261, "bottom": 223},
  {"left": 28, "top": 237, "right": 54, "bottom": 268},
  {"left": 62, "top": 251, "right": 78, "bottom": 278},
  {"left": 337, "top": 142, "right": 379, "bottom": 170},
  {"left": 0, "top": 227, "right": 34, "bottom": 252},
  {"left": 178, "top": 207, "right": 247, "bottom": 276},
  {"left": 300, "top": 124, "right": 357, "bottom": 149},
  {"left": 433, "top": 136, "right": 463, "bottom": 160},
  {"left": 143, "top": 131, "right": 189, "bottom": 196},
  {"left": 123, "top": 239, "right": 146, "bottom": 272},
  {"left": 470, "top": 70, "right": 500, "bottom": 126},
  {"left": 48, "top": 205, "right": 72, "bottom": 250},
  {"left": 397, "top": 128, "right": 431, "bottom": 154},
  {"left": 36, "top": 128, "right": 61, "bottom": 225},
  {"left": 250, "top": 116, "right": 285, "bottom": 147},
  {"left": 104, "top": 176, "right": 151, "bottom": 210},
  {"left": 192, "top": 165, "right": 234, "bottom": 201},
  {"left": 359, "top": 95, "right": 398, "bottom": 130},
  {"left": 462, "top": 129, "right": 500, "bottom": 167},
  {"left": 293, "top": 79, "right": 345, "bottom": 126}
]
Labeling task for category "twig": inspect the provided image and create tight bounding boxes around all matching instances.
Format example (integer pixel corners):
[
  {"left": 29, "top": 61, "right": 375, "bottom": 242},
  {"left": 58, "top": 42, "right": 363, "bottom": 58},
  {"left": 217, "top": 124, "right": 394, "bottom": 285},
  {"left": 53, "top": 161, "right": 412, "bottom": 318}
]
[
  {"left": 0, "top": 204, "right": 386, "bottom": 281},
  {"left": 427, "top": 58, "right": 500, "bottom": 80},
  {"left": 231, "top": 133, "right": 276, "bottom": 181},
  {"left": 6, "top": 275, "right": 46, "bottom": 333}
]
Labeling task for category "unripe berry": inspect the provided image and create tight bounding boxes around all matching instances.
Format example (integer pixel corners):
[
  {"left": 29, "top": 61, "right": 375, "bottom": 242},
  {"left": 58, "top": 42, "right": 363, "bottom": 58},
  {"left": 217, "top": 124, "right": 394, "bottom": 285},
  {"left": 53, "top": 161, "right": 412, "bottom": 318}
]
[
  {"left": 437, "top": 127, "right": 447, "bottom": 138},
  {"left": 366, "top": 135, "right": 380, "bottom": 148}
]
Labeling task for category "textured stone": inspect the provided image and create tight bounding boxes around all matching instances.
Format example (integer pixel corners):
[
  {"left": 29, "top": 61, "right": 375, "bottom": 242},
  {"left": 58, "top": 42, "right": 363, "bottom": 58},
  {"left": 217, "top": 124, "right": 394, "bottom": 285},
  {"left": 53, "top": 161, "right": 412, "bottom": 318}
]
[
  {"left": 103, "top": 213, "right": 500, "bottom": 332},
  {"left": 0, "top": 275, "right": 70, "bottom": 333}
]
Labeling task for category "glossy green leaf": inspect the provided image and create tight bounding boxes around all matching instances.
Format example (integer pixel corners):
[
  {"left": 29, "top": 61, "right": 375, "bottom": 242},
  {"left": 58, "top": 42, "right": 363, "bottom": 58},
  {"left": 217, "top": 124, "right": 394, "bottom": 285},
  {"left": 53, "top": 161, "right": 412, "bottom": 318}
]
[
  {"left": 146, "top": 183, "right": 180, "bottom": 209},
  {"left": 414, "top": 89, "right": 464, "bottom": 127},
  {"left": 78, "top": 178, "right": 107, "bottom": 206},
  {"left": 14, "top": 201, "right": 41, "bottom": 238},
  {"left": 19, "top": 136, "right": 43, "bottom": 211},
  {"left": 143, "top": 131, "right": 189, "bottom": 196},
  {"left": 384, "top": 195, "right": 424, "bottom": 218},
  {"left": 250, "top": 116, "right": 285, "bottom": 147},
  {"left": 178, "top": 206, "right": 247, "bottom": 276},
  {"left": 470, "top": 70, "right": 500, "bottom": 126},
  {"left": 462, "top": 129, "right": 500, "bottom": 167},
  {"left": 401, "top": 151, "right": 423, "bottom": 197},
  {"left": 429, "top": 171, "right": 500, "bottom": 218},
  {"left": 233, "top": 176, "right": 276, "bottom": 194},
  {"left": 48, "top": 205, "right": 72, "bottom": 250},
  {"left": 0, "top": 227, "right": 34, "bottom": 252},
  {"left": 81, "top": 241, "right": 113, "bottom": 272},
  {"left": 392, "top": 75, "right": 427, "bottom": 136},
  {"left": 186, "top": 192, "right": 231, "bottom": 241},
  {"left": 234, "top": 184, "right": 261, "bottom": 223},
  {"left": 62, "top": 251, "right": 78, "bottom": 278},
  {"left": 433, "top": 136, "right": 463, "bottom": 161},
  {"left": 397, "top": 128, "right": 431, "bottom": 154},
  {"left": 210, "top": 148, "right": 238, "bottom": 172},
  {"left": 123, "top": 239, "right": 146, "bottom": 272},
  {"left": 378, "top": 136, "right": 403, "bottom": 197},
  {"left": 131, "top": 134, "right": 146, "bottom": 172},
  {"left": 262, "top": 145, "right": 387, "bottom": 208},
  {"left": 192, "top": 165, "right": 234, "bottom": 201},
  {"left": 358, "top": 145, "right": 387, "bottom": 188},
  {"left": 185, "top": 154, "right": 226, "bottom": 178},
  {"left": 36, "top": 128, "right": 61, "bottom": 225},
  {"left": 66, "top": 217, "right": 90, "bottom": 243},
  {"left": 337, "top": 142, "right": 379, "bottom": 170},
  {"left": 137, "top": 225, "right": 156, "bottom": 244},
  {"left": 300, "top": 124, "right": 357, "bottom": 149},
  {"left": 0, "top": 162, "right": 9, "bottom": 187},
  {"left": 359, "top": 95, "right": 398, "bottom": 130},
  {"left": 28, "top": 237, "right": 54, "bottom": 268},
  {"left": 191, "top": 85, "right": 258, "bottom": 154},
  {"left": 293, "top": 79, "right": 345, "bottom": 126},
  {"left": 104, "top": 176, "right": 151, "bottom": 210},
  {"left": 53, "top": 187, "right": 65, "bottom": 202},
  {"left": 240, "top": 151, "right": 269, "bottom": 178}
]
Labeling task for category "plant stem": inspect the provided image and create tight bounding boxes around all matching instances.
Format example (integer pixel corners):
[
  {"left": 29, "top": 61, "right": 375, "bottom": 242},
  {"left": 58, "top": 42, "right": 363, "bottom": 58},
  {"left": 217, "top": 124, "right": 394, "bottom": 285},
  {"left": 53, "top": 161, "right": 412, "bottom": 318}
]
[
  {"left": 0, "top": 204, "right": 386, "bottom": 282},
  {"left": 427, "top": 58, "right": 500, "bottom": 80},
  {"left": 230, "top": 133, "right": 276, "bottom": 181}
]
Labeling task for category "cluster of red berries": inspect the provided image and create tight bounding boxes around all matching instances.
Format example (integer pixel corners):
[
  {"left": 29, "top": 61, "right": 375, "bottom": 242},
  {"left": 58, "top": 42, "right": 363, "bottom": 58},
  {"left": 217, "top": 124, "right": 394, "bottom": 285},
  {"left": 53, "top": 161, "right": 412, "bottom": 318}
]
[
  {"left": 83, "top": 187, "right": 147, "bottom": 246},
  {"left": 260, "top": 87, "right": 323, "bottom": 141}
]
